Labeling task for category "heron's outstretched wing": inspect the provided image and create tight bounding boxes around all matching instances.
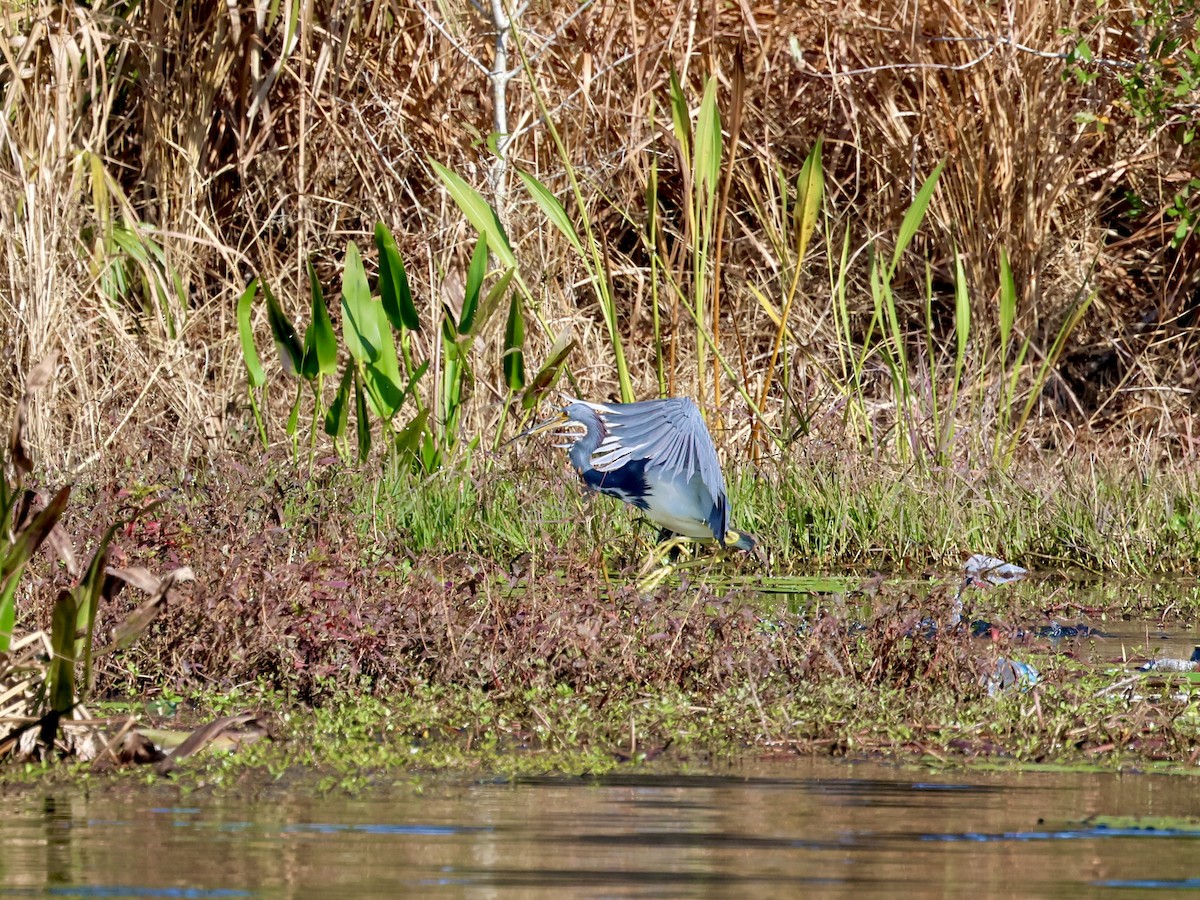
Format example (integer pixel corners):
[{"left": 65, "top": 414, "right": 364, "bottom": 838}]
[{"left": 579, "top": 397, "right": 726, "bottom": 502}]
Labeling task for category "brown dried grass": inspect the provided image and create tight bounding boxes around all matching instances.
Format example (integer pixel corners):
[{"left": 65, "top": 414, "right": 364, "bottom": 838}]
[{"left": 0, "top": 0, "right": 1197, "bottom": 469}]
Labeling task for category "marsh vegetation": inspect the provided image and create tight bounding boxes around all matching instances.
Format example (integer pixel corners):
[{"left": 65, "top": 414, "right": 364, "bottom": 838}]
[{"left": 2, "top": 0, "right": 1200, "bottom": 775}]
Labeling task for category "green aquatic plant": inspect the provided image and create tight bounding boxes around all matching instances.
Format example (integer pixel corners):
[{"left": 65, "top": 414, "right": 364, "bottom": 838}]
[{"left": 239, "top": 222, "right": 524, "bottom": 469}]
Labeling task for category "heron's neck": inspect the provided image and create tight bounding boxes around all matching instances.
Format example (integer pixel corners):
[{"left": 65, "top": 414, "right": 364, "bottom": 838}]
[{"left": 569, "top": 429, "right": 600, "bottom": 473}]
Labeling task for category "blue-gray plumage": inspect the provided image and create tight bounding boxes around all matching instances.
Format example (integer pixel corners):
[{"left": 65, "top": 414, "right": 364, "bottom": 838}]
[{"left": 517, "top": 397, "right": 756, "bottom": 552}]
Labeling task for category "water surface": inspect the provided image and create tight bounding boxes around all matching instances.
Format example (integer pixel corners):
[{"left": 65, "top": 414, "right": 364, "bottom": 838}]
[{"left": 2, "top": 758, "right": 1197, "bottom": 898}]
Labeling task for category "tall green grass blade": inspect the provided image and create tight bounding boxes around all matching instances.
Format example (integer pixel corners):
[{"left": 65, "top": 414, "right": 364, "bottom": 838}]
[
  {"left": 995, "top": 247, "right": 1025, "bottom": 463},
  {"left": 460, "top": 236, "right": 488, "bottom": 336},
  {"left": 136, "top": 227, "right": 187, "bottom": 335},
  {"left": 522, "top": 331, "right": 577, "bottom": 410},
  {"left": 793, "top": 136, "right": 824, "bottom": 265},
  {"left": 472, "top": 266, "right": 516, "bottom": 337},
  {"left": 399, "top": 360, "right": 429, "bottom": 404},
  {"left": 694, "top": 77, "right": 722, "bottom": 198},
  {"left": 953, "top": 250, "right": 970, "bottom": 389},
  {"left": 518, "top": 171, "right": 585, "bottom": 257},
  {"left": 108, "top": 224, "right": 181, "bottom": 339},
  {"left": 870, "top": 250, "right": 912, "bottom": 460},
  {"left": 354, "top": 369, "right": 371, "bottom": 461},
  {"left": 756, "top": 139, "right": 825, "bottom": 449},
  {"left": 503, "top": 290, "right": 526, "bottom": 390},
  {"left": 513, "top": 166, "right": 629, "bottom": 402},
  {"left": 429, "top": 160, "right": 515, "bottom": 268},
  {"left": 75, "top": 502, "right": 160, "bottom": 693},
  {"left": 998, "top": 247, "right": 1016, "bottom": 362},
  {"left": 646, "top": 152, "right": 665, "bottom": 396},
  {"left": 667, "top": 68, "right": 691, "bottom": 170},
  {"left": 924, "top": 261, "right": 940, "bottom": 445},
  {"left": 891, "top": 159, "right": 945, "bottom": 274},
  {"left": 375, "top": 223, "right": 420, "bottom": 332},
  {"left": 236, "top": 280, "right": 266, "bottom": 387},
  {"left": 1005, "top": 291, "right": 1095, "bottom": 464},
  {"left": 394, "top": 408, "right": 429, "bottom": 468},
  {"left": 692, "top": 75, "right": 722, "bottom": 406},
  {"left": 939, "top": 249, "right": 971, "bottom": 461},
  {"left": 72, "top": 543, "right": 109, "bottom": 695},
  {"left": 504, "top": 26, "right": 630, "bottom": 403}
]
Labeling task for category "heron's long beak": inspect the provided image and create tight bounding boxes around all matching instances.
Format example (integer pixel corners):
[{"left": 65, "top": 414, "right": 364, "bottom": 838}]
[{"left": 503, "top": 412, "right": 569, "bottom": 448}]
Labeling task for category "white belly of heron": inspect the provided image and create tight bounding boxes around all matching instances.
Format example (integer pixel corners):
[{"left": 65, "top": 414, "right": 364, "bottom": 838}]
[{"left": 641, "top": 471, "right": 721, "bottom": 540}]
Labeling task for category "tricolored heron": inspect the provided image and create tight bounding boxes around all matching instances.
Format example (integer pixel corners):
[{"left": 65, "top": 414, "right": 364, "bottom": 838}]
[{"left": 516, "top": 397, "right": 757, "bottom": 553}]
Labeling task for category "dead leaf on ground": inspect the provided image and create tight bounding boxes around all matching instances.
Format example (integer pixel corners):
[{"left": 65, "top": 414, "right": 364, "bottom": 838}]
[{"left": 101, "top": 566, "right": 196, "bottom": 654}]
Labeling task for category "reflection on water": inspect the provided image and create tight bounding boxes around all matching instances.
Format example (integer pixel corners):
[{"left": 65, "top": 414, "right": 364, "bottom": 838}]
[
  {"left": 1088, "top": 620, "right": 1198, "bottom": 663},
  {"left": 0, "top": 758, "right": 1196, "bottom": 897}
]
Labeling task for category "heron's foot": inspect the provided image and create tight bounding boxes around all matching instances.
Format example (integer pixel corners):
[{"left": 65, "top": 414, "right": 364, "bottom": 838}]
[{"left": 637, "top": 535, "right": 692, "bottom": 579}]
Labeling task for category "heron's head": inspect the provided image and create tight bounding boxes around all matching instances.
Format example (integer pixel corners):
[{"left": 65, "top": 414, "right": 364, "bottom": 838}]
[
  {"left": 508, "top": 404, "right": 603, "bottom": 471},
  {"left": 512, "top": 403, "right": 597, "bottom": 441},
  {"left": 724, "top": 530, "right": 758, "bottom": 553}
]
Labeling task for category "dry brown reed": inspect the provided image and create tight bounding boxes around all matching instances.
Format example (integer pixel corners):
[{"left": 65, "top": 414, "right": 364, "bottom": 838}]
[{"left": 1, "top": 0, "right": 1197, "bottom": 470}]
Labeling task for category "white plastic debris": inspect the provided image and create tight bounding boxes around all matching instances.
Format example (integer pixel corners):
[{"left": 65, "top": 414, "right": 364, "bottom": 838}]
[
  {"left": 963, "top": 554, "right": 1029, "bottom": 586},
  {"left": 987, "top": 657, "right": 1040, "bottom": 696}
]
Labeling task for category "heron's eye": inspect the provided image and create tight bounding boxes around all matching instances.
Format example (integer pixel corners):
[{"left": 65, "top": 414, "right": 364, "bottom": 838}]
[{"left": 725, "top": 531, "right": 740, "bottom": 544}]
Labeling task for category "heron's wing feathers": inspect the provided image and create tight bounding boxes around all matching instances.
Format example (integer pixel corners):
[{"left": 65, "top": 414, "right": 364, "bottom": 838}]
[{"left": 585, "top": 398, "right": 725, "bottom": 500}]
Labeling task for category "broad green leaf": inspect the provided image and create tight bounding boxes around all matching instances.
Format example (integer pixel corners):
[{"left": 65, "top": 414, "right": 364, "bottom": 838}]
[
  {"left": 892, "top": 159, "right": 946, "bottom": 274},
  {"left": 503, "top": 290, "right": 526, "bottom": 390},
  {"left": 302, "top": 260, "right": 338, "bottom": 379},
  {"left": 262, "top": 281, "right": 303, "bottom": 377},
  {"left": 394, "top": 408, "right": 429, "bottom": 466},
  {"left": 522, "top": 331, "right": 577, "bottom": 409},
  {"left": 364, "top": 359, "right": 405, "bottom": 421},
  {"left": 793, "top": 137, "right": 824, "bottom": 264},
  {"left": 342, "top": 242, "right": 405, "bottom": 418},
  {"left": 429, "top": 160, "right": 515, "bottom": 268},
  {"left": 341, "top": 242, "right": 381, "bottom": 364},
  {"left": 0, "top": 575, "right": 19, "bottom": 656},
  {"left": 459, "top": 235, "right": 489, "bottom": 336},
  {"left": 324, "top": 363, "right": 353, "bottom": 439},
  {"left": 421, "top": 430, "right": 440, "bottom": 473},
  {"left": 236, "top": 280, "right": 266, "bottom": 388},
  {"left": 46, "top": 590, "right": 77, "bottom": 714},
  {"left": 0, "top": 485, "right": 71, "bottom": 653},
  {"left": 375, "top": 222, "right": 420, "bottom": 331},
  {"left": 518, "top": 171, "right": 585, "bottom": 257},
  {"left": 0, "top": 486, "right": 71, "bottom": 587}
]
